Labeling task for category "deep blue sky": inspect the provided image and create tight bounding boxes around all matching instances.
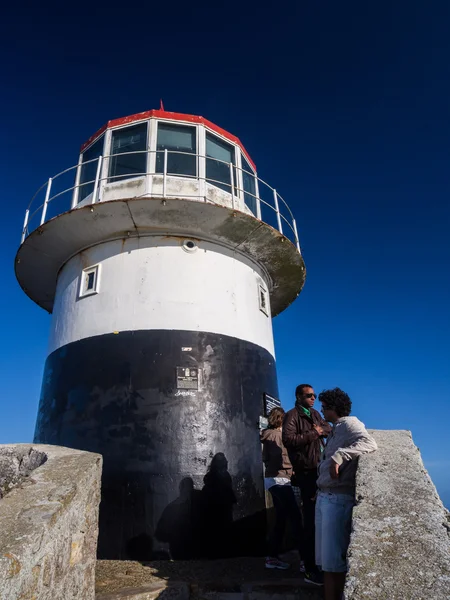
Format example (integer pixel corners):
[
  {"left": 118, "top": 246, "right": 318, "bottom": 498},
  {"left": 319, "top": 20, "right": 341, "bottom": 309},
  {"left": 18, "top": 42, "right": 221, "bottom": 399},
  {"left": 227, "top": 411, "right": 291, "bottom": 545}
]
[{"left": 1, "top": 1, "right": 449, "bottom": 507}]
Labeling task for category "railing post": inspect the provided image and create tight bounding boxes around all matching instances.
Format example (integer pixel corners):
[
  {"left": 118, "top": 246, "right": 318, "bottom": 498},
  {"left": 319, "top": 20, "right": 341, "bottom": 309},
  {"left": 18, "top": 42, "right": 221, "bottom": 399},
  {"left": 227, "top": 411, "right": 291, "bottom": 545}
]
[
  {"left": 146, "top": 148, "right": 154, "bottom": 197},
  {"left": 92, "top": 155, "right": 103, "bottom": 204},
  {"left": 72, "top": 154, "right": 83, "bottom": 209},
  {"left": 199, "top": 152, "right": 206, "bottom": 202},
  {"left": 273, "top": 188, "right": 283, "bottom": 235},
  {"left": 255, "top": 177, "right": 262, "bottom": 220},
  {"left": 21, "top": 209, "right": 30, "bottom": 244},
  {"left": 229, "top": 162, "right": 235, "bottom": 209},
  {"left": 163, "top": 149, "right": 168, "bottom": 198},
  {"left": 292, "top": 218, "right": 301, "bottom": 253},
  {"left": 40, "top": 178, "right": 52, "bottom": 226}
]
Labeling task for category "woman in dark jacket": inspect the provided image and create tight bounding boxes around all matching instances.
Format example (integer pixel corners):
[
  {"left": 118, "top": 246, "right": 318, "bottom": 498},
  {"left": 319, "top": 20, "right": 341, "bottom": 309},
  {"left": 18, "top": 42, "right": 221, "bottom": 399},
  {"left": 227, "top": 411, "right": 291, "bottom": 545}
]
[{"left": 261, "top": 407, "right": 304, "bottom": 570}]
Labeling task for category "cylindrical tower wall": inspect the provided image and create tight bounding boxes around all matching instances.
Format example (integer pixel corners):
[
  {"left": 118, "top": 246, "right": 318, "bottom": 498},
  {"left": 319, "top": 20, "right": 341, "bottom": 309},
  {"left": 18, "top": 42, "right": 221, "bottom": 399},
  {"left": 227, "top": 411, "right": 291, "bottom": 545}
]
[
  {"left": 48, "top": 236, "right": 275, "bottom": 355},
  {"left": 35, "top": 236, "right": 278, "bottom": 558}
]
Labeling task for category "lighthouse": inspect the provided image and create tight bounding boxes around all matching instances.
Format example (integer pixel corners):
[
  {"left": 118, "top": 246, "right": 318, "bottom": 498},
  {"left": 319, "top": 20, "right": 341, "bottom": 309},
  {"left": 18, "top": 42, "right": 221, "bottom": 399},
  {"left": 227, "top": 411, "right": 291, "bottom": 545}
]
[{"left": 15, "top": 109, "right": 305, "bottom": 559}]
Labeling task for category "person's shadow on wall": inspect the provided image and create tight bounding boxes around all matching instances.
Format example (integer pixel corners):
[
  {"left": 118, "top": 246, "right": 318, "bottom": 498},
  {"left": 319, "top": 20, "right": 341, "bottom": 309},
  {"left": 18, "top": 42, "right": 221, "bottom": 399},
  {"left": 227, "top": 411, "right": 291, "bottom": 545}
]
[
  {"left": 199, "top": 452, "right": 237, "bottom": 558},
  {"left": 154, "top": 452, "right": 237, "bottom": 560},
  {"left": 155, "top": 476, "right": 203, "bottom": 559}
]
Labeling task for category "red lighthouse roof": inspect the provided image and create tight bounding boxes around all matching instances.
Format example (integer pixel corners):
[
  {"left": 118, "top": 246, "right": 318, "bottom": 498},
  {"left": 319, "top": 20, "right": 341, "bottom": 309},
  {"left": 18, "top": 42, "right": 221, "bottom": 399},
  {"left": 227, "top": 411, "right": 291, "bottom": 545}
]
[{"left": 80, "top": 109, "right": 257, "bottom": 172}]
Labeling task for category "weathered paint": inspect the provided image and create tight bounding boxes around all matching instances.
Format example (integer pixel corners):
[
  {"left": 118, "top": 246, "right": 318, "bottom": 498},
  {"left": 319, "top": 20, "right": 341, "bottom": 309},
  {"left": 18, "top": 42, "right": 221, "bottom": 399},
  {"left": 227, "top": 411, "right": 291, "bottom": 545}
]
[
  {"left": 35, "top": 329, "right": 277, "bottom": 559},
  {"left": 100, "top": 175, "right": 255, "bottom": 217},
  {"left": 15, "top": 197, "right": 306, "bottom": 315},
  {"left": 80, "top": 110, "right": 257, "bottom": 172},
  {"left": 49, "top": 236, "right": 275, "bottom": 356}
]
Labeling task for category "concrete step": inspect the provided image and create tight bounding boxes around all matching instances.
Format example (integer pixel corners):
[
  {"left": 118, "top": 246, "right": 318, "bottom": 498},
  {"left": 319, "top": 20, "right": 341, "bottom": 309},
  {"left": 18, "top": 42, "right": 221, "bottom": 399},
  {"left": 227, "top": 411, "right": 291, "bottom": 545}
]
[
  {"left": 96, "top": 580, "right": 321, "bottom": 600},
  {"left": 96, "top": 581, "right": 189, "bottom": 600},
  {"left": 195, "top": 579, "right": 323, "bottom": 600},
  {"left": 95, "top": 559, "right": 323, "bottom": 600}
]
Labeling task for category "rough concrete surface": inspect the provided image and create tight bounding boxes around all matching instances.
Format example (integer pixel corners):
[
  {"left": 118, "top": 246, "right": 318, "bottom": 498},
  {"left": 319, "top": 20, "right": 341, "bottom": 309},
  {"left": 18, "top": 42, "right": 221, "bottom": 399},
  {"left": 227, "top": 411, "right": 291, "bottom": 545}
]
[
  {"left": 0, "top": 445, "right": 47, "bottom": 499},
  {"left": 96, "top": 558, "right": 322, "bottom": 600},
  {"left": 96, "top": 581, "right": 189, "bottom": 600},
  {"left": 0, "top": 444, "right": 102, "bottom": 600},
  {"left": 345, "top": 430, "right": 450, "bottom": 600}
]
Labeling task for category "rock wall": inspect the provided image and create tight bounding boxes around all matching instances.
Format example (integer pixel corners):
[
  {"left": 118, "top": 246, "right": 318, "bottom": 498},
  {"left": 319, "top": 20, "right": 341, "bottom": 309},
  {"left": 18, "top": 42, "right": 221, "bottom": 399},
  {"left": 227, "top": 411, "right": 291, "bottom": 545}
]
[
  {"left": 0, "top": 446, "right": 47, "bottom": 499},
  {"left": 0, "top": 444, "right": 102, "bottom": 600},
  {"left": 345, "top": 430, "right": 450, "bottom": 600}
]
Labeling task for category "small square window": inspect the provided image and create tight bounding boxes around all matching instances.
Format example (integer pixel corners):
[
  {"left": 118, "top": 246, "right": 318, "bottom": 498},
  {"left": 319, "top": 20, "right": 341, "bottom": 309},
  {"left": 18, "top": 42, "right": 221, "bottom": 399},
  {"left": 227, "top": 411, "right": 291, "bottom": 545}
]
[
  {"left": 79, "top": 264, "right": 100, "bottom": 298},
  {"left": 259, "top": 284, "right": 269, "bottom": 316}
]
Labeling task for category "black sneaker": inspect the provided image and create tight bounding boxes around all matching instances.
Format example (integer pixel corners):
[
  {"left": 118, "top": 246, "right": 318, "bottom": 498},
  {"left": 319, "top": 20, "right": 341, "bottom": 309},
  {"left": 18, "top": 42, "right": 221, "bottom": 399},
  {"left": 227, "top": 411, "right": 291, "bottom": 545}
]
[{"left": 304, "top": 570, "right": 324, "bottom": 586}]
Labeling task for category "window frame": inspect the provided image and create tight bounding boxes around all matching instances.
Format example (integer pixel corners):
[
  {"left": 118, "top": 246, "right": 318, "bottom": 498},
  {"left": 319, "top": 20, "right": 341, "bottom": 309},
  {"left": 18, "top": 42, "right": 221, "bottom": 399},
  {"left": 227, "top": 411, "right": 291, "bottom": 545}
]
[
  {"left": 155, "top": 121, "right": 198, "bottom": 178},
  {"left": 79, "top": 264, "right": 101, "bottom": 298},
  {"left": 241, "top": 152, "right": 258, "bottom": 215},
  {"left": 258, "top": 283, "right": 269, "bottom": 317},
  {"left": 76, "top": 134, "right": 105, "bottom": 204},
  {"left": 107, "top": 121, "right": 149, "bottom": 183},
  {"left": 205, "top": 130, "right": 238, "bottom": 195}
]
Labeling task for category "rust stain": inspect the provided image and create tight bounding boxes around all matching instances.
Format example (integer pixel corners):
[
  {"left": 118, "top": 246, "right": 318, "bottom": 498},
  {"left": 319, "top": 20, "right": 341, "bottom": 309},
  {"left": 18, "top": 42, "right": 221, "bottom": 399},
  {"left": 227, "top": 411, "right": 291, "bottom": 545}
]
[
  {"left": 79, "top": 250, "right": 90, "bottom": 269},
  {"left": 42, "top": 556, "right": 52, "bottom": 587},
  {"left": 69, "top": 540, "right": 83, "bottom": 566},
  {"left": 3, "top": 553, "right": 21, "bottom": 578},
  {"left": 162, "top": 234, "right": 202, "bottom": 243},
  {"left": 18, "top": 592, "right": 37, "bottom": 600},
  {"left": 32, "top": 565, "right": 41, "bottom": 578}
]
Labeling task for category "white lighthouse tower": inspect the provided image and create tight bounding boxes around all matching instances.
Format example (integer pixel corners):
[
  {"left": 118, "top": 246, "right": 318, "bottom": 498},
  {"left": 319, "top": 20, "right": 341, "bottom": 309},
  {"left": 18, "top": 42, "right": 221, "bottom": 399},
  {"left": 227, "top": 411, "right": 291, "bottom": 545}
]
[{"left": 16, "top": 109, "right": 305, "bottom": 559}]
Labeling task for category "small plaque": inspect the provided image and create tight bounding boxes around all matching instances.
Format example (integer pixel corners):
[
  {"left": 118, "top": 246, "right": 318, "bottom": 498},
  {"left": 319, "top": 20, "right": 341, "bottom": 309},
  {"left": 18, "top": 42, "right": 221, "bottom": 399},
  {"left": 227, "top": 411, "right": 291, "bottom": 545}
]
[
  {"left": 264, "top": 393, "right": 281, "bottom": 416},
  {"left": 176, "top": 367, "right": 199, "bottom": 390}
]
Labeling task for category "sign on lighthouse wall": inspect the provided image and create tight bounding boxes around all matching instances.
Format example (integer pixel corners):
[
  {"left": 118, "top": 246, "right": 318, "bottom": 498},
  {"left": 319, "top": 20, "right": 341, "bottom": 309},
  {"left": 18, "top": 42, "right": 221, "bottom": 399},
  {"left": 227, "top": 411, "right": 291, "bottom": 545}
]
[{"left": 176, "top": 367, "right": 200, "bottom": 390}]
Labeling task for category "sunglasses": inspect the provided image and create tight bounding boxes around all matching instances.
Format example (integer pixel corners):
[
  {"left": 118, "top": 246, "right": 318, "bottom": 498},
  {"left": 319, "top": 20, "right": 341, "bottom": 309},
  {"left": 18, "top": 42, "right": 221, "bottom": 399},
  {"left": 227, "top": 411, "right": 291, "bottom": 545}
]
[{"left": 304, "top": 393, "right": 317, "bottom": 399}]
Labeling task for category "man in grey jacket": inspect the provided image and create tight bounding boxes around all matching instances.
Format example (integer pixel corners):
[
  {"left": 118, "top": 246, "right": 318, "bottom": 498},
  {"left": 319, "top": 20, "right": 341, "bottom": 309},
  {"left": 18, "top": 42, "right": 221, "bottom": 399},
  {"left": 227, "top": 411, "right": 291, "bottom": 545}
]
[{"left": 316, "top": 388, "right": 377, "bottom": 600}]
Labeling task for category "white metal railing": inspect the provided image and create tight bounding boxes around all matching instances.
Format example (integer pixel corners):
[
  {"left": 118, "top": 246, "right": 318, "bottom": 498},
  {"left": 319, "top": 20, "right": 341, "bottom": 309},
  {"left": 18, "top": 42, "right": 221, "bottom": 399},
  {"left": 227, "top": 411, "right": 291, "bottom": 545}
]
[{"left": 20, "top": 150, "right": 301, "bottom": 253}]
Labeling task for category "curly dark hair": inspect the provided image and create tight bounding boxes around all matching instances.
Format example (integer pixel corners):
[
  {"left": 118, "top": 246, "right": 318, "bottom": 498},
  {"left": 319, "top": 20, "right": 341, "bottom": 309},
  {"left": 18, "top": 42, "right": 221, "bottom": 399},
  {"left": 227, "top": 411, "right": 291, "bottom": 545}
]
[
  {"left": 318, "top": 388, "right": 352, "bottom": 417},
  {"left": 268, "top": 407, "right": 285, "bottom": 429}
]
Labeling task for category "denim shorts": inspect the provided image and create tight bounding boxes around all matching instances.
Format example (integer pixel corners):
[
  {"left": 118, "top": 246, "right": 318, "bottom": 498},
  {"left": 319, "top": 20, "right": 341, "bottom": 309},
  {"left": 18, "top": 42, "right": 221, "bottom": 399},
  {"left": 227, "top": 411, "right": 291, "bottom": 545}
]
[{"left": 315, "top": 490, "right": 355, "bottom": 573}]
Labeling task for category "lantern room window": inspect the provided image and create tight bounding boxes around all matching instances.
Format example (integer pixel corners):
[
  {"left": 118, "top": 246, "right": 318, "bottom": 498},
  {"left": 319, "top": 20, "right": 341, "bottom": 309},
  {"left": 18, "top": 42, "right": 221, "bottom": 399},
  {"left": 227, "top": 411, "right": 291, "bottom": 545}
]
[
  {"left": 206, "top": 133, "right": 237, "bottom": 194},
  {"left": 76, "top": 117, "right": 259, "bottom": 210},
  {"left": 156, "top": 123, "right": 197, "bottom": 177},
  {"left": 109, "top": 123, "right": 148, "bottom": 182},
  {"left": 242, "top": 154, "right": 257, "bottom": 215},
  {"left": 79, "top": 136, "right": 104, "bottom": 202}
]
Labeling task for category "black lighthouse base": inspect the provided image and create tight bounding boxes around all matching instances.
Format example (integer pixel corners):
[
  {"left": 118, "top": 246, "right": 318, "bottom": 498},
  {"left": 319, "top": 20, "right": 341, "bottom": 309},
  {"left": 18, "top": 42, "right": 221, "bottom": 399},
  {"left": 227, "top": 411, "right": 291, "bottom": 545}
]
[{"left": 34, "top": 329, "right": 278, "bottom": 559}]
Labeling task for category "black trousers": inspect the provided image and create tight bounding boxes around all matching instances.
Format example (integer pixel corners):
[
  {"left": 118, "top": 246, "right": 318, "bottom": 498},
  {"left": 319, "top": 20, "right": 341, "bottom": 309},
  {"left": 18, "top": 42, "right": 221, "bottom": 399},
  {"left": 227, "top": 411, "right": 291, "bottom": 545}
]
[
  {"left": 267, "top": 484, "right": 303, "bottom": 558},
  {"left": 295, "top": 469, "right": 318, "bottom": 571}
]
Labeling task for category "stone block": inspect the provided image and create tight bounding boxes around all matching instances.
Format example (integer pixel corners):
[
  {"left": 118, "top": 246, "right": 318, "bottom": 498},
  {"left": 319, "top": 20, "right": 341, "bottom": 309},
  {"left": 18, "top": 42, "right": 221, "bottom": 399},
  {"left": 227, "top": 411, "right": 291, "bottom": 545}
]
[
  {"left": 0, "top": 444, "right": 102, "bottom": 600},
  {"left": 345, "top": 430, "right": 450, "bottom": 600},
  {"left": 0, "top": 445, "right": 46, "bottom": 498}
]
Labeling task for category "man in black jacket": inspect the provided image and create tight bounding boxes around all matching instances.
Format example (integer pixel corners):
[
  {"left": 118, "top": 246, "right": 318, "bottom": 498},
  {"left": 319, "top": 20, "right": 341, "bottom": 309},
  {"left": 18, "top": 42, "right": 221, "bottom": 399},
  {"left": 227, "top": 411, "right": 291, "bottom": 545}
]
[{"left": 282, "top": 384, "right": 331, "bottom": 585}]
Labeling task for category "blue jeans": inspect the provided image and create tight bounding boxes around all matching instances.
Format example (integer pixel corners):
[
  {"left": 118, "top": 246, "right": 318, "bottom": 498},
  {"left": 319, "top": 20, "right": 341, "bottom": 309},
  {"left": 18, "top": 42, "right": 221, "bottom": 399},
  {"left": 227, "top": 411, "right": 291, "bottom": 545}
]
[{"left": 315, "top": 490, "right": 355, "bottom": 573}]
